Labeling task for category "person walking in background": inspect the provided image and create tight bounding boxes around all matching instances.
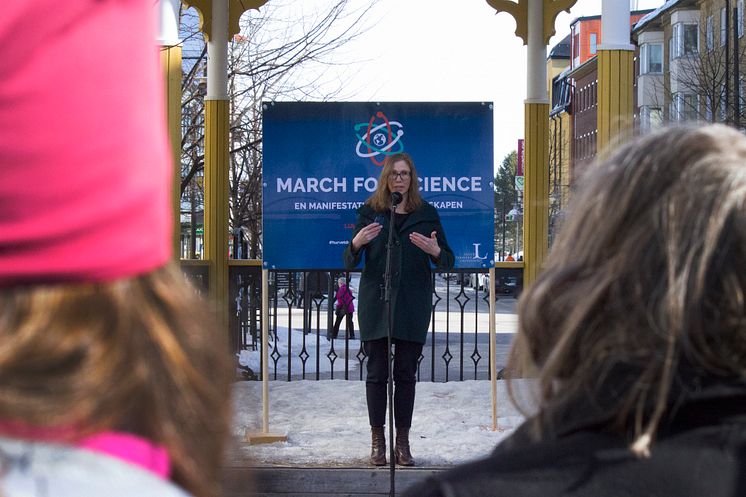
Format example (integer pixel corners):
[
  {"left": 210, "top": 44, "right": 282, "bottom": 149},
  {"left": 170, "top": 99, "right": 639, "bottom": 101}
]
[
  {"left": 344, "top": 152, "right": 454, "bottom": 467},
  {"left": 0, "top": 2, "right": 232, "bottom": 496},
  {"left": 403, "top": 125, "right": 746, "bottom": 496},
  {"left": 330, "top": 277, "right": 355, "bottom": 340}
]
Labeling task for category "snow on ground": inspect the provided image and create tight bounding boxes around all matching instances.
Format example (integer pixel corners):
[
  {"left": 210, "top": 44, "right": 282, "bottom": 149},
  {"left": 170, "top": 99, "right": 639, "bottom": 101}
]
[{"left": 232, "top": 378, "right": 538, "bottom": 467}]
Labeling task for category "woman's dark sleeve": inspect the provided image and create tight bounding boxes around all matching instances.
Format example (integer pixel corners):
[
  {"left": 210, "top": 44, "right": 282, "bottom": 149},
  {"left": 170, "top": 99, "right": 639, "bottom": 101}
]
[{"left": 342, "top": 213, "right": 367, "bottom": 269}]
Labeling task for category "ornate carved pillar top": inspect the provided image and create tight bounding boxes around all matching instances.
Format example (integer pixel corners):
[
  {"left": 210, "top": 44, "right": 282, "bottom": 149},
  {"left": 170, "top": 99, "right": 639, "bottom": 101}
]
[
  {"left": 486, "top": 0, "right": 577, "bottom": 45},
  {"left": 182, "top": 0, "right": 268, "bottom": 40}
]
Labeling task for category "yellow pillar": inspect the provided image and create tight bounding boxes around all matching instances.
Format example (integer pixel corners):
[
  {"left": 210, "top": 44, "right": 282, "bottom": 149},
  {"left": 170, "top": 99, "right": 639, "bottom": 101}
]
[
  {"left": 161, "top": 45, "right": 183, "bottom": 259},
  {"left": 184, "top": 0, "right": 268, "bottom": 334},
  {"left": 597, "top": 49, "right": 635, "bottom": 154},
  {"left": 523, "top": 102, "right": 550, "bottom": 286},
  {"left": 204, "top": 99, "right": 230, "bottom": 331},
  {"left": 487, "top": 0, "right": 576, "bottom": 287}
]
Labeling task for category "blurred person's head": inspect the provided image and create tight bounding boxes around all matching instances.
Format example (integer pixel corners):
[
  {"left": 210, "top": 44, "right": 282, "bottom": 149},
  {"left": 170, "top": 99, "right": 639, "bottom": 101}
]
[
  {"left": 509, "top": 125, "right": 746, "bottom": 455},
  {"left": 0, "top": 267, "right": 232, "bottom": 497},
  {"left": 369, "top": 153, "right": 423, "bottom": 212},
  {"left": 0, "top": 2, "right": 231, "bottom": 496}
]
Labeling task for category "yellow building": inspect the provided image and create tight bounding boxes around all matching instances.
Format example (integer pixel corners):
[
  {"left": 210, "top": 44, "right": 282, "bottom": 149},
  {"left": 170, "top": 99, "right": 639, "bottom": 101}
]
[{"left": 547, "top": 35, "right": 572, "bottom": 244}]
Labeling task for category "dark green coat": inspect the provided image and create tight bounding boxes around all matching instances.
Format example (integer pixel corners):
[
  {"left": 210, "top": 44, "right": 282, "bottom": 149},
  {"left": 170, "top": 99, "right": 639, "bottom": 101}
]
[{"left": 343, "top": 202, "right": 454, "bottom": 344}]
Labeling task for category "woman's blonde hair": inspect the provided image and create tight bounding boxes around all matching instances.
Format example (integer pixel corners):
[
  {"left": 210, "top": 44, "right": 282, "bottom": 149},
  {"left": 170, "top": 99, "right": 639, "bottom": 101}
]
[
  {"left": 367, "top": 152, "right": 424, "bottom": 212},
  {"left": 0, "top": 262, "right": 232, "bottom": 497},
  {"left": 509, "top": 125, "right": 746, "bottom": 454}
]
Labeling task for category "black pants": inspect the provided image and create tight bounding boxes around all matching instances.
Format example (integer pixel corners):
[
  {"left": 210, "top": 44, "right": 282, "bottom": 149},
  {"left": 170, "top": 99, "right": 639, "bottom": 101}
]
[
  {"left": 364, "top": 337, "right": 423, "bottom": 428},
  {"left": 331, "top": 311, "right": 354, "bottom": 339}
]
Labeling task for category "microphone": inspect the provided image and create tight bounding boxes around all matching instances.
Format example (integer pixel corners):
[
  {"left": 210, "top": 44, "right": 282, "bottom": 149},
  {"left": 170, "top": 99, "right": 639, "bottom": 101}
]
[{"left": 391, "top": 191, "right": 403, "bottom": 208}]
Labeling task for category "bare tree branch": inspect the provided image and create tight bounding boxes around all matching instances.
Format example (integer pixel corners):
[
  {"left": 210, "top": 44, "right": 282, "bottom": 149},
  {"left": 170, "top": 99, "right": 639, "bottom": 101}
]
[{"left": 178, "top": 0, "right": 379, "bottom": 258}]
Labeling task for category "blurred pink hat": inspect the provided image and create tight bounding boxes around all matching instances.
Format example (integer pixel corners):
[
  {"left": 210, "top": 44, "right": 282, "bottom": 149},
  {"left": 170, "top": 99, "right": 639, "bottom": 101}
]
[{"left": 0, "top": 0, "right": 173, "bottom": 285}]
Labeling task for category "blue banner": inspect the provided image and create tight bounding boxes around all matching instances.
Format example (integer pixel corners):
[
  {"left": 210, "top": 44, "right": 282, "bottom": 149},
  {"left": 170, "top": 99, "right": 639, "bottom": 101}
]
[{"left": 263, "top": 102, "right": 494, "bottom": 269}]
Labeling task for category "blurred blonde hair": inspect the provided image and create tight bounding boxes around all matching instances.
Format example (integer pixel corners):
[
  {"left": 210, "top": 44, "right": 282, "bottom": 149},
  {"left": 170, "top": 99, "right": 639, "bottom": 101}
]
[
  {"left": 508, "top": 125, "right": 746, "bottom": 453},
  {"left": 0, "top": 263, "right": 232, "bottom": 497}
]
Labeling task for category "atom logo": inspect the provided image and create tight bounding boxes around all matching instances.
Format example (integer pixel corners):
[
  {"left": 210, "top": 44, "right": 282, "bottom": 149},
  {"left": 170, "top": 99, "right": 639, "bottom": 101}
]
[{"left": 354, "top": 111, "right": 405, "bottom": 166}]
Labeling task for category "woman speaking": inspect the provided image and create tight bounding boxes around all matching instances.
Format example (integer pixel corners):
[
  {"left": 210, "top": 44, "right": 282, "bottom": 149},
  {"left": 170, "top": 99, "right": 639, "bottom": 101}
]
[{"left": 343, "top": 152, "right": 454, "bottom": 467}]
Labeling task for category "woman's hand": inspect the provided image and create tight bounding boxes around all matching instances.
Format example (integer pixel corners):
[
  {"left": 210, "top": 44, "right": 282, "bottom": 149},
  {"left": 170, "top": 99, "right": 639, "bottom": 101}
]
[
  {"left": 352, "top": 222, "right": 383, "bottom": 251},
  {"left": 409, "top": 231, "right": 441, "bottom": 259}
]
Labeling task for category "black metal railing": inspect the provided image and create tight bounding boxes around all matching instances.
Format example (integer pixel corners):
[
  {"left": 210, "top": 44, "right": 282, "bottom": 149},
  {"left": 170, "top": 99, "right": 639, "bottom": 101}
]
[
  {"left": 181, "top": 261, "right": 209, "bottom": 294},
  {"left": 223, "top": 266, "right": 522, "bottom": 383},
  {"left": 229, "top": 265, "right": 262, "bottom": 353}
]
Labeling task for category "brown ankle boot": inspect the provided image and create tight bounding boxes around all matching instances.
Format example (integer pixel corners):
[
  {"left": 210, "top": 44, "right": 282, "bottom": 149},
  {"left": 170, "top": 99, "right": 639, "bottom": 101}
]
[
  {"left": 395, "top": 427, "right": 415, "bottom": 466},
  {"left": 370, "top": 426, "right": 387, "bottom": 466}
]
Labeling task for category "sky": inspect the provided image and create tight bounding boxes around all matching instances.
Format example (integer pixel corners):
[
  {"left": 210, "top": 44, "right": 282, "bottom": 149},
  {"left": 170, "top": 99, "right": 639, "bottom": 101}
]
[{"left": 275, "top": 0, "right": 665, "bottom": 169}]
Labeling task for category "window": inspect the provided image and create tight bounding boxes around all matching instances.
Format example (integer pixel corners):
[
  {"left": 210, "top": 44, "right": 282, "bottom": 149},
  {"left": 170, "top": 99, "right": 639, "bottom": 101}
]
[
  {"left": 720, "top": 86, "right": 727, "bottom": 121},
  {"left": 590, "top": 33, "right": 598, "bottom": 55},
  {"left": 583, "top": 86, "right": 588, "bottom": 110},
  {"left": 641, "top": 43, "right": 663, "bottom": 74},
  {"left": 705, "top": 95, "right": 713, "bottom": 121},
  {"left": 707, "top": 15, "right": 714, "bottom": 51},
  {"left": 722, "top": 8, "right": 728, "bottom": 46},
  {"left": 739, "top": 1, "right": 744, "bottom": 38},
  {"left": 583, "top": 86, "right": 587, "bottom": 110},
  {"left": 669, "top": 37, "right": 674, "bottom": 62},
  {"left": 573, "top": 33, "right": 580, "bottom": 66},
  {"left": 552, "top": 77, "right": 572, "bottom": 110},
  {"left": 591, "top": 131, "right": 597, "bottom": 157},
  {"left": 684, "top": 94, "right": 699, "bottom": 121},
  {"left": 673, "top": 23, "right": 698, "bottom": 58},
  {"left": 640, "top": 106, "right": 652, "bottom": 129},
  {"left": 673, "top": 93, "right": 699, "bottom": 121},
  {"left": 591, "top": 81, "right": 598, "bottom": 106},
  {"left": 650, "top": 108, "right": 663, "bottom": 128},
  {"left": 669, "top": 99, "right": 676, "bottom": 122},
  {"left": 683, "top": 23, "right": 699, "bottom": 55}
]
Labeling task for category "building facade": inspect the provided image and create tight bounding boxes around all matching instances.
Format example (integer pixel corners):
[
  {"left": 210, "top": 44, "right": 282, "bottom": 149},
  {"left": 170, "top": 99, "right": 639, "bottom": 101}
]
[
  {"left": 633, "top": 0, "right": 746, "bottom": 128},
  {"left": 547, "top": 10, "right": 652, "bottom": 193},
  {"left": 547, "top": 35, "right": 572, "bottom": 244}
]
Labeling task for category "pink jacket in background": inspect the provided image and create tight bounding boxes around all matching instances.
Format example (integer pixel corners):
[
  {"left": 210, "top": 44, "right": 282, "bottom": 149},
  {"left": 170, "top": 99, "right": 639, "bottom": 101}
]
[{"left": 335, "top": 284, "right": 355, "bottom": 314}]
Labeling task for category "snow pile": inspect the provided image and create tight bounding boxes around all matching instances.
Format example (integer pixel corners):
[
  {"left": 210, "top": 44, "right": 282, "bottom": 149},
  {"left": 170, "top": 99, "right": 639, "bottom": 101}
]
[{"left": 232, "top": 379, "right": 538, "bottom": 467}]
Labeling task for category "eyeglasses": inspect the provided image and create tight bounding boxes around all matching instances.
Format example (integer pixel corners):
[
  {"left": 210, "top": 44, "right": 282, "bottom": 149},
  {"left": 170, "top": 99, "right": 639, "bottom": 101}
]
[{"left": 389, "top": 171, "right": 411, "bottom": 180}]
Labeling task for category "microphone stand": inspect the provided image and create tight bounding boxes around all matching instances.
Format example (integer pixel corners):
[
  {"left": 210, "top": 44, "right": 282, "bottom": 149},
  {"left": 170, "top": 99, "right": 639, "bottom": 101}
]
[{"left": 382, "top": 192, "right": 401, "bottom": 497}]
